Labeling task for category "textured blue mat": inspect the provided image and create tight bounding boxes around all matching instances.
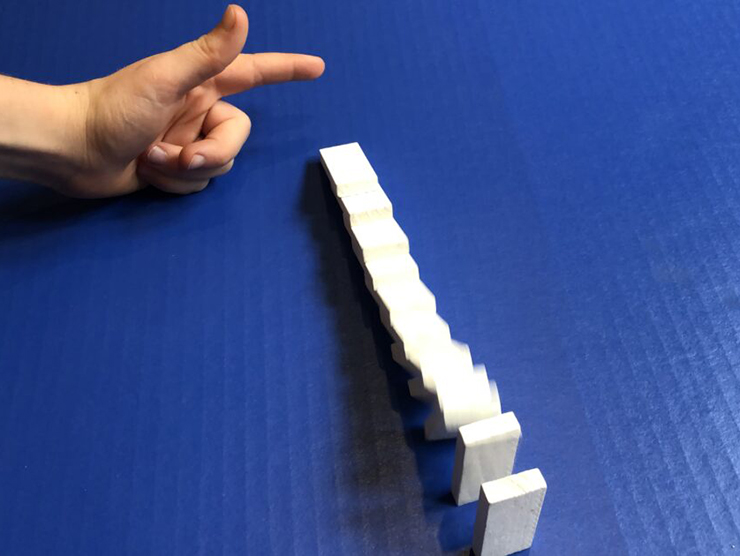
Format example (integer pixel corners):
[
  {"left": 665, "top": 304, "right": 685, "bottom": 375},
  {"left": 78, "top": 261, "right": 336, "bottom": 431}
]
[{"left": 1, "top": 1, "right": 740, "bottom": 554}]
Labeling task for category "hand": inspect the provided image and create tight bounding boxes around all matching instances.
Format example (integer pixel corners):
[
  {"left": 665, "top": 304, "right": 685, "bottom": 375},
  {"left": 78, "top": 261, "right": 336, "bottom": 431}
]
[{"left": 25, "top": 4, "right": 324, "bottom": 198}]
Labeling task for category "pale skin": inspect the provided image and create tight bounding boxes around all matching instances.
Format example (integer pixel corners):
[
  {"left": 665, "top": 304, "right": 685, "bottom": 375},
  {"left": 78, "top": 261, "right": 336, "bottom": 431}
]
[{"left": 0, "top": 4, "right": 325, "bottom": 198}]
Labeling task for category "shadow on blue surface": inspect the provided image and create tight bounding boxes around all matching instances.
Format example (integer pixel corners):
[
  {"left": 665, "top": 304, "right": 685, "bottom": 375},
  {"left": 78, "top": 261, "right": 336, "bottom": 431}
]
[{"left": 300, "top": 160, "right": 484, "bottom": 554}]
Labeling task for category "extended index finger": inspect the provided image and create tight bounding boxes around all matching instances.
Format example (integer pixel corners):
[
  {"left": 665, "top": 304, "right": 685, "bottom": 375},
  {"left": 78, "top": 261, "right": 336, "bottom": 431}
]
[{"left": 214, "top": 52, "right": 325, "bottom": 96}]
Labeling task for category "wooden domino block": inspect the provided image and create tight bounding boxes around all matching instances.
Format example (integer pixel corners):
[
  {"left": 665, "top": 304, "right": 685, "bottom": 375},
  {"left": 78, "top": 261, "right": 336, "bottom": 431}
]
[
  {"left": 340, "top": 188, "right": 393, "bottom": 227},
  {"left": 364, "top": 253, "right": 420, "bottom": 293},
  {"left": 472, "top": 469, "right": 547, "bottom": 556},
  {"left": 391, "top": 338, "right": 469, "bottom": 375},
  {"left": 350, "top": 219, "right": 409, "bottom": 264},
  {"left": 451, "top": 412, "right": 521, "bottom": 506},
  {"left": 376, "top": 280, "right": 436, "bottom": 328},
  {"left": 386, "top": 311, "right": 450, "bottom": 346},
  {"left": 425, "top": 367, "right": 501, "bottom": 440},
  {"left": 408, "top": 344, "right": 477, "bottom": 399},
  {"left": 320, "top": 142, "right": 379, "bottom": 198}
]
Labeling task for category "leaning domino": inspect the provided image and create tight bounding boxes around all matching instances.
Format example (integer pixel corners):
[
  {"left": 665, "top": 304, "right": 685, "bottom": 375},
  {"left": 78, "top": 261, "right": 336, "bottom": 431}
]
[
  {"left": 364, "top": 253, "right": 420, "bottom": 293},
  {"left": 391, "top": 338, "right": 470, "bottom": 375},
  {"left": 376, "top": 280, "right": 437, "bottom": 329},
  {"left": 408, "top": 350, "right": 478, "bottom": 400},
  {"left": 340, "top": 187, "right": 393, "bottom": 227},
  {"left": 451, "top": 412, "right": 521, "bottom": 505},
  {"left": 425, "top": 368, "right": 501, "bottom": 440},
  {"left": 387, "top": 312, "right": 451, "bottom": 348},
  {"left": 350, "top": 219, "right": 409, "bottom": 264},
  {"left": 472, "top": 469, "right": 547, "bottom": 556},
  {"left": 320, "top": 142, "right": 379, "bottom": 197}
]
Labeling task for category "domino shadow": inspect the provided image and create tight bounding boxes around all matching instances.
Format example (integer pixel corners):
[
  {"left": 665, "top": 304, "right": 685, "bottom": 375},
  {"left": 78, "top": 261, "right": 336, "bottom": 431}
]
[{"left": 300, "top": 161, "right": 477, "bottom": 555}]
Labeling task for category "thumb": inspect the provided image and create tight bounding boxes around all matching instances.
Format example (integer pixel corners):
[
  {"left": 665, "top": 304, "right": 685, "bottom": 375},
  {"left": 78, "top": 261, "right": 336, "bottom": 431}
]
[{"left": 149, "top": 5, "right": 248, "bottom": 100}]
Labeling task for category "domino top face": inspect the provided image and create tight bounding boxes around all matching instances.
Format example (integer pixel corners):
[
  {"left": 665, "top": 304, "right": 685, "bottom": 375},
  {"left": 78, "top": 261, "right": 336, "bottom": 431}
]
[
  {"left": 482, "top": 468, "right": 547, "bottom": 506},
  {"left": 320, "top": 142, "right": 379, "bottom": 197},
  {"left": 460, "top": 412, "right": 521, "bottom": 447}
]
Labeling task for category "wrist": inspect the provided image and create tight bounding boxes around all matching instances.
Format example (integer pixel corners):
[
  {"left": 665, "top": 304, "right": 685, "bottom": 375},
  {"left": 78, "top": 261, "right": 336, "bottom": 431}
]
[{"left": 0, "top": 76, "right": 90, "bottom": 191}]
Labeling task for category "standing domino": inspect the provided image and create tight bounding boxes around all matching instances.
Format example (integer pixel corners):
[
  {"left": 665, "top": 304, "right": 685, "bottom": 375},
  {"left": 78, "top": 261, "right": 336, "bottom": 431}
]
[
  {"left": 451, "top": 412, "right": 521, "bottom": 505},
  {"left": 472, "top": 469, "right": 547, "bottom": 556},
  {"left": 320, "top": 142, "right": 379, "bottom": 197}
]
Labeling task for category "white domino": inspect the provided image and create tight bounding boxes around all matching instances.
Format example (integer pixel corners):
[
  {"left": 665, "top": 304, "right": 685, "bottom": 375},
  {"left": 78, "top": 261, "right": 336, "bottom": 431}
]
[
  {"left": 350, "top": 219, "right": 409, "bottom": 264},
  {"left": 425, "top": 367, "right": 501, "bottom": 440},
  {"left": 320, "top": 142, "right": 379, "bottom": 197},
  {"left": 376, "top": 280, "right": 436, "bottom": 327},
  {"left": 386, "top": 311, "right": 450, "bottom": 346},
  {"left": 364, "top": 253, "right": 420, "bottom": 292},
  {"left": 472, "top": 469, "right": 547, "bottom": 556},
  {"left": 340, "top": 188, "right": 393, "bottom": 227},
  {"left": 391, "top": 338, "right": 468, "bottom": 375},
  {"left": 451, "top": 412, "right": 521, "bottom": 506},
  {"left": 408, "top": 344, "right": 476, "bottom": 399},
  {"left": 321, "top": 144, "right": 546, "bottom": 553}
]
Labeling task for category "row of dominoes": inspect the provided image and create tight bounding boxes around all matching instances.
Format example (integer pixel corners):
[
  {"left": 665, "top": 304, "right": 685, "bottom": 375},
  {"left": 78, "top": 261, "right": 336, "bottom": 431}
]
[{"left": 319, "top": 142, "right": 547, "bottom": 556}]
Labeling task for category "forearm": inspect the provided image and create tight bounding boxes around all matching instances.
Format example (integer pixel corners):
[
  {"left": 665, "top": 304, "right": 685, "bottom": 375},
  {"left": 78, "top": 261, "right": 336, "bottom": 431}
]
[{"left": 0, "top": 75, "right": 88, "bottom": 188}]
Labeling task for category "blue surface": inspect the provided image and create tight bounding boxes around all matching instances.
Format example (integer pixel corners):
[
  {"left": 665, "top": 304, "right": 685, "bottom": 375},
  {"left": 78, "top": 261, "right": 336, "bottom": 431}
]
[{"left": 1, "top": 0, "right": 740, "bottom": 554}]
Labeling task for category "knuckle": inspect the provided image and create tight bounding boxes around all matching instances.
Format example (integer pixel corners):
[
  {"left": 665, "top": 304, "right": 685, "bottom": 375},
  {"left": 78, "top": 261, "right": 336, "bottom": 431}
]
[{"left": 191, "top": 35, "right": 224, "bottom": 74}]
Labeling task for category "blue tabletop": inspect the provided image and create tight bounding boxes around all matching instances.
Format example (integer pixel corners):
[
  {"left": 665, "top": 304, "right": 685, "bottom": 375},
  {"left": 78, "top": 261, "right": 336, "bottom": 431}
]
[{"left": 2, "top": 0, "right": 740, "bottom": 554}]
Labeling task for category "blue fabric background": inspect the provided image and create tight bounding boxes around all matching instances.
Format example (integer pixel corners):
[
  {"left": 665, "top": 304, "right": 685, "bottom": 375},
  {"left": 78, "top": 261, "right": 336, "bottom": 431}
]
[{"left": 1, "top": 0, "right": 739, "bottom": 554}]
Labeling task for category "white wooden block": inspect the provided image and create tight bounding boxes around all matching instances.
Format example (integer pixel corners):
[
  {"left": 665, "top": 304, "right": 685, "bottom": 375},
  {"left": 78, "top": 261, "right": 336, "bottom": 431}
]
[
  {"left": 386, "top": 311, "right": 450, "bottom": 346},
  {"left": 391, "top": 339, "right": 469, "bottom": 375},
  {"left": 408, "top": 346, "right": 477, "bottom": 399},
  {"left": 472, "top": 469, "right": 547, "bottom": 556},
  {"left": 408, "top": 364, "right": 479, "bottom": 400},
  {"left": 350, "top": 219, "right": 409, "bottom": 264},
  {"left": 377, "top": 280, "right": 436, "bottom": 328},
  {"left": 340, "top": 188, "right": 393, "bottom": 227},
  {"left": 364, "top": 254, "right": 420, "bottom": 292},
  {"left": 451, "top": 412, "right": 521, "bottom": 506},
  {"left": 425, "top": 367, "right": 501, "bottom": 440},
  {"left": 320, "top": 142, "right": 379, "bottom": 197}
]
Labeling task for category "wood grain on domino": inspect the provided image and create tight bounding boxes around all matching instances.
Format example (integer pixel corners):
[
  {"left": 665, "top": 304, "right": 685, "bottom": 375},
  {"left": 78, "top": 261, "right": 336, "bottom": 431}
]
[
  {"left": 451, "top": 412, "right": 521, "bottom": 506},
  {"left": 340, "top": 188, "right": 392, "bottom": 227},
  {"left": 472, "top": 469, "right": 547, "bottom": 556},
  {"left": 320, "top": 142, "right": 379, "bottom": 197}
]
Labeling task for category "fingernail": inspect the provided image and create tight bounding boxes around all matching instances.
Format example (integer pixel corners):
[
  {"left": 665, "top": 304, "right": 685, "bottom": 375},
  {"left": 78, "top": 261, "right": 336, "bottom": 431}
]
[
  {"left": 188, "top": 154, "right": 206, "bottom": 170},
  {"left": 220, "top": 5, "right": 236, "bottom": 31},
  {"left": 147, "top": 145, "right": 167, "bottom": 165}
]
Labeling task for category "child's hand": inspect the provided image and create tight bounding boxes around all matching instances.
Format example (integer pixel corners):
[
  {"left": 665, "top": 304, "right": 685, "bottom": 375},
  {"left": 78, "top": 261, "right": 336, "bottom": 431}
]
[{"left": 0, "top": 4, "right": 324, "bottom": 198}]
